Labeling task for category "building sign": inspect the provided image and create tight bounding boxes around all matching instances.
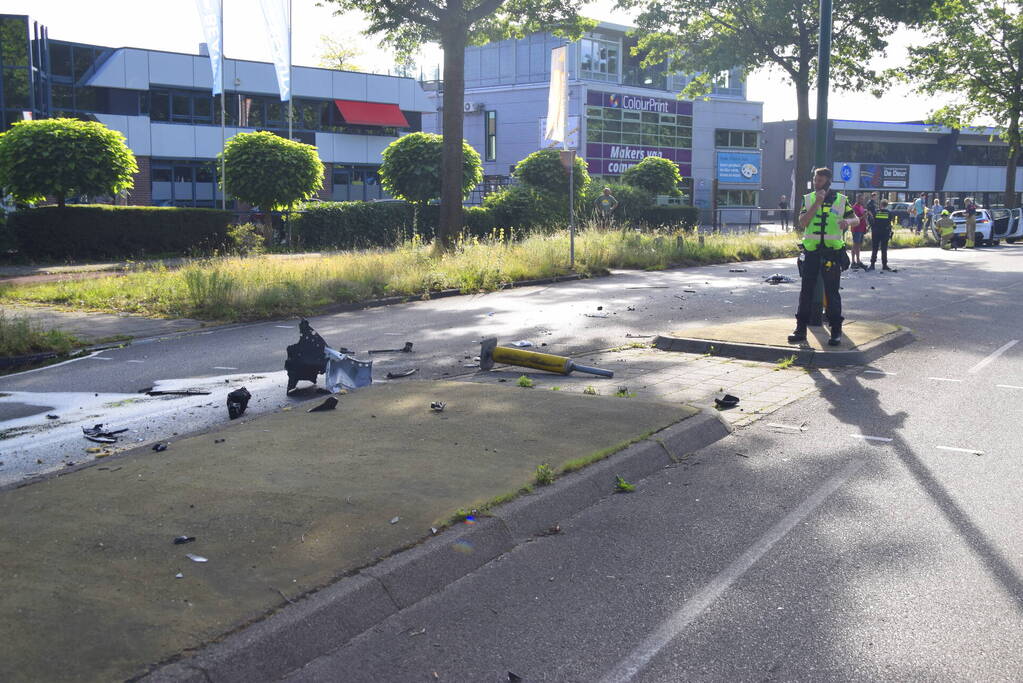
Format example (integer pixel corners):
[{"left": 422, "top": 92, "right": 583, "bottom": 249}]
[
  {"left": 586, "top": 143, "right": 691, "bottom": 176},
  {"left": 840, "top": 164, "right": 853, "bottom": 182},
  {"left": 716, "top": 151, "right": 762, "bottom": 184},
  {"left": 860, "top": 163, "right": 910, "bottom": 189},
  {"left": 587, "top": 90, "right": 693, "bottom": 116}
]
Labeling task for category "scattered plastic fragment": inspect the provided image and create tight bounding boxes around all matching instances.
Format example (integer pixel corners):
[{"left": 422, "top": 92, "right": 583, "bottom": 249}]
[
  {"left": 584, "top": 313, "right": 610, "bottom": 318},
  {"left": 390, "top": 516, "right": 400, "bottom": 524},
  {"left": 308, "top": 396, "right": 339, "bottom": 412},
  {"left": 46, "top": 414, "right": 59, "bottom": 420},
  {"left": 510, "top": 340, "right": 533, "bottom": 348},
  {"left": 385, "top": 368, "right": 419, "bottom": 379},
  {"left": 147, "top": 390, "right": 211, "bottom": 396},
  {"left": 152, "top": 443, "right": 168, "bottom": 452},
  {"left": 430, "top": 401, "right": 446, "bottom": 413},
  {"left": 227, "top": 387, "right": 251, "bottom": 420},
  {"left": 85, "top": 447, "right": 103, "bottom": 454},
  {"left": 83, "top": 424, "right": 128, "bottom": 441},
  {"left": 85, "top": 435, "right": 117, "bottom": 444},
  {"left": 214, "top": 438, "right": 226, "bottom": 444},
  {"left": 173, "top": 536, "right": 196, "bottom": 545},
  {"left": 714, "top": 393, "right": 740, "bottom": 409},
  {"left": 764, "top": 274, "right": 795, "bottom": 284},
  {"left": 509, "top": 673, "right": 524, "bottom": 682},
  {"left": 683, "top": 289, "right": 697, "bottom": 293},
  {"left": 729, "top": 268, "right": 748, "bottom": 272},
  {"left": 175, "top": 573, "right": 184, "bottom": 579},
  {"left": 185, "top": 554, "right": 208, "bottom": 563},
  {"left": 93, "top": 451, "right": 111, "bottom": 458},
  {"left": 369, "top": 341, "right": 413, "bottom": 354}
]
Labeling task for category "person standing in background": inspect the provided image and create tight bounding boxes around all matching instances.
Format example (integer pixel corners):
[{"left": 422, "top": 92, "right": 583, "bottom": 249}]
[
  {"left": 867, "top": 199, "right": 895, "bottom": 270},
  {"left": 964, "top": 196, "right": 977, "bottom": 248},
  {"left": 850, "top": 193, "right": 869, "bottom": 269},
  {"left": 913, "top": 193, "right": 926, "bottom": 233},
  {"left": 779, "top": 194, "right": 789, "bottom": 231}
]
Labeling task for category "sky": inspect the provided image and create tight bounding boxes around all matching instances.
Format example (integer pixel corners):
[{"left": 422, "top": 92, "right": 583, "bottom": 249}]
[{"left": 12, "top": 0, "right": 954, "bottom": 124}]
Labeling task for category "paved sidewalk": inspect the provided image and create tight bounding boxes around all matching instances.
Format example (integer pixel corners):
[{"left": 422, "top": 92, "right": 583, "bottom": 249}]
[{"left": 1, "top": 303, "right": 206, "bottom": 343}]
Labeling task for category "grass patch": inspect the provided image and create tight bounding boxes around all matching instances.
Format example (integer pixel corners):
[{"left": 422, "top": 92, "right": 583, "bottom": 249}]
[
  {"left": 516, "top": 375, "right": 535, "bottom": 388},
  {"left": 775, "top": 354, "right": 798, "bottom": 370},
  {"left": 560, "top": 427, "right": 661, "bottom": 474},
  {"left": 614, "top": 475, "right": 636, "bottom": 493},
  {"left": 583, "top": 386, "right": 598, "bottom": 396},
  {"left": 0, "top": 311, "right": 80, "bottom": 356}
]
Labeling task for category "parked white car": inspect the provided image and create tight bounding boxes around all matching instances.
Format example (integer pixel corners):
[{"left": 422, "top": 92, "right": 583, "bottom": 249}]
[{"left": 949, "top": 208, "right": 994, "bottom": 246}]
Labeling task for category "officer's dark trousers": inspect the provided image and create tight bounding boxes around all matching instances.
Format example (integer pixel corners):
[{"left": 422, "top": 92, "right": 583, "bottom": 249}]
[
  {"left": 796, "top": 248, "right": 843, "bottom": 328},
  {"left": 870, "top": 227, "right": 891, "bottom": 266}
]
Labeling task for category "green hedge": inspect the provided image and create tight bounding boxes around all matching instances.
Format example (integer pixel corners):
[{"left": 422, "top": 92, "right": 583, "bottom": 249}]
[
  {"left": 637, "top": 205, "right": 700, "bottom": 229},
  {"left": 8, "top": 205, "right": 232, "bottom": 261},
  {"left": 294, "top": 201, "right": 498, "bottom": 249}
]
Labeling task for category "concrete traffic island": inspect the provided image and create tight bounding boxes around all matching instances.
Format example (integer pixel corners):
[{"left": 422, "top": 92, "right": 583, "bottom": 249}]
[
  {"left": 654, "top": 318, "right": 914, "bottom": 367},
  {"left": 0, "top": 380, "right": 729, "bottom": 683}
]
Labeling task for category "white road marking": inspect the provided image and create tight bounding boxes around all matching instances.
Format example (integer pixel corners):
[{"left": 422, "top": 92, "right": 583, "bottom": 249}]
[
  {"left": 937, "top": 446, "right": 985, "bottom": 455},
  {"left": 212, "top": 366, "right": 238, "bottom": 370},
  {"left": 274, "top": 325, "right": 295, "bottom": 329},
  {"left": 863, "top": 370, "right": 897, "bottom": 376},
  {"left": 601, "top": 459, "right": 865, "bottom": 683},
  {"left": 968, "top": 339, "right": 1018, "bottom": 374},
  {"left": 90, "top": 356, "right": 113, "bottom": 361},
  {"left": 850, "top": 434, "right": 893, "bottom": 442},
  {"left": 996, "top": 384, "right": 1023, "bottom": 390},
  {"left": 126, "top": 360, "right": 145, "bottom": 364},
  {"left": 928, "top": 377, "right": 962, "bottom": 382}
]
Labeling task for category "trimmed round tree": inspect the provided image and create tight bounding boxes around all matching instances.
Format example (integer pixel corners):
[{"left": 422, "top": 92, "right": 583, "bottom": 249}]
[
  {"left": 221, "top": 131, "right": 324, "bottom": 216},
  {"left": 513, "top": 147, "right": 590, "bottom": 209},
  {"left": 379, "top": 132, "right": 482, "bottom": 233},
  {"left": 0, "top": 118, "right": 138, "bottom": 208},
  {"left": 621, "top": 156, "right": 683, "bottom": 196}
]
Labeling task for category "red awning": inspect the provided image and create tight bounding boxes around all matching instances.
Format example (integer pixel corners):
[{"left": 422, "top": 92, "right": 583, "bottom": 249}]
[{"left": 334, "top": 99, "right": 409, "bottom": 127}]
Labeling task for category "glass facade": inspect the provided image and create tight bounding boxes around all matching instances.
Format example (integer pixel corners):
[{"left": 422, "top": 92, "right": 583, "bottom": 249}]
[
  {"left": 585, "top": 90, "right": 692, "bottom": 180},
  {"left": 151, "top": 159, "right": 219, "bottom": 207},
  {"left": 716, "top": 189, "right": 759, "bottom": 206},
  {"left": 715, "top": 129, "right": 759, "bottom": 149},
  {"left": 330, "top": 165, "right": 390, "bottom": 202}
]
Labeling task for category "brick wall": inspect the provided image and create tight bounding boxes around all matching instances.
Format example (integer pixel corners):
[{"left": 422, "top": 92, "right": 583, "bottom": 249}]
[{"left": 127, "top": 156, "right": 152, "bottom": 206}]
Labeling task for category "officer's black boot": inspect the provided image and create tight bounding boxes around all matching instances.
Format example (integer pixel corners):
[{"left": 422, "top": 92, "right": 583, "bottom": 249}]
[
  {"left": 828, "top": 320, "right": 842, "bottom": 347},
  {"left": 788, "top": 323, "right": 807, "bottom": 344}
]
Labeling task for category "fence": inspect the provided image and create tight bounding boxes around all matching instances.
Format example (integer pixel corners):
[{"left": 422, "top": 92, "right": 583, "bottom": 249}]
[{"left": 711, "top": 207, "right": 796, "bottom": 233}]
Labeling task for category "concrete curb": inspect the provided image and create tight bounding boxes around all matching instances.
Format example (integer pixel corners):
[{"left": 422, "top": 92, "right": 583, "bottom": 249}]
[
  {"left": 140, "top": 410, "right": 731, "bottom": 683},
  {"left": 652, "top": 328, "right": 915, "bottom": 368}
]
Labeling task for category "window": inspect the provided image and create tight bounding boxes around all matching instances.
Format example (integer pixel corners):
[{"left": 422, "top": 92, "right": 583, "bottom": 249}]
[
  {"left": 2, "top": 68, "right": 30, "bottom": 108},
  {"left": 716, "top": 189, "right": 759, "bottom": 206},
  {"left": 832, "top": 140, "right": 935, "bottom": 165},
  {"left": 150, "top": 90, "right": 170, "bottom": 121},
  {"left": 715, "top": 129, "right": 759, "bottom": 148},
  {"left": 580, "top": 36, "right": 619, "bottom": 82},
  {"left": 485, "top": 110, "right": 497, "bottom": 161},
  {"left": 0, "top": 17, "right": 28, "bottom": 67},
  {"left": 50, "top": 42, "right": 72, "bottom": 77},
  {"left": 151, "top": 160, "right": 223, "bottom": 207}
]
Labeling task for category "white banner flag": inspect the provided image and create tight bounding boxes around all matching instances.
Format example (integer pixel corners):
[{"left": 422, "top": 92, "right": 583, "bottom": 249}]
[
  {"left": 259, "top": 0, "right": 291, "bottom": 102},
  {"left": 545, "top": 45, "right": 568, "bottom": 148},
  {"left": 194, "top": 0, "right": 223, "bottom": 95}
]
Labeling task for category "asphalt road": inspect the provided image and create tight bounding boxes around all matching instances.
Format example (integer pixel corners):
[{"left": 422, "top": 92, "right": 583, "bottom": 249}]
[
  {"left": 1, "top": 245, "right": 1021, "bottom": 484},
  {"left": 276, "top": 248, "right": 1023, "bottom": 681}
]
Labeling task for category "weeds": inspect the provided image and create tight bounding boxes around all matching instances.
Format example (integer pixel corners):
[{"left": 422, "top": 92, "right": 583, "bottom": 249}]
[
  {"left": 534, "top": 463, "right": 555, "bottom": 486},
  {"left": 0, "top": 311, "right": 79, "bottom": 356},
  {"left": 583, "top": 386, "right": 598, "bottom": 396},
  {"left": 550, "top": 386, "right": 561, "bottom": 391},
  {"left": 516, "top": 375, "right": 535, "bottom": 388},
  {"left": 614, "top": 387, "right": 636, "bottom": 398},
  {"left": 614, "top": 475, "right": 636, "bottom": 493},
  {"left": 775, "top": 354, "right": 798, "bottom": 370}
]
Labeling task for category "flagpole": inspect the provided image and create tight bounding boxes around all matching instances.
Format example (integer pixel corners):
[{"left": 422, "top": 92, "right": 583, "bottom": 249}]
[
  {"left": 287, "top": 0, "right": 293, "bottom": 141},
  {"left": 220, "top": 0, "right": 226, "bottom": 211}
]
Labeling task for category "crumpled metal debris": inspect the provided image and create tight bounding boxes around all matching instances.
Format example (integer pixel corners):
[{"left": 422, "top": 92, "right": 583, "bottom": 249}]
[
  {"left": 764, "top": 274, "right": 795, "bottom": 284},
  {"left": 324, "top": 347, "right": 372, "bottom": 393},
  {"left": 285, "top": 319, "right": 370, "bottom": 394},
  {"left": 83, "top": 424, "right": 127, "bottom": 444},
  {"left": 430, "top": 401, "right": 446, "bottom": 413},
  {"left": 369, "top": 341, "right": 413, "bottom": 354}
]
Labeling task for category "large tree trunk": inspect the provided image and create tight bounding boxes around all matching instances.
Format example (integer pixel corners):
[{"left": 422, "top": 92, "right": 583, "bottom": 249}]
[
  {"left": 1005, "top": 111, "right": 1020, "bottom": 209},
  {"left": 794, "top": 76, "right": 812, "bottom": 220},
  {"left": 438, "top": 25, "right": 468, "bottom": 251}
]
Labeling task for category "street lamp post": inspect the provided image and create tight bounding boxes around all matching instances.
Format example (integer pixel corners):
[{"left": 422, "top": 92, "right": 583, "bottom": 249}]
[{"left": 810, "top": 0, "right": 833, "bottom": 327}]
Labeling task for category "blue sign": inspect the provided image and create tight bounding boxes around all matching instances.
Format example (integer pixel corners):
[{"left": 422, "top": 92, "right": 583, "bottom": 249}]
[
  {"left": 840, "top": 164, "right": 853, "bottom": 182},
  {"left": 716, "top": 151, "right": 761, "bottom": 185}
]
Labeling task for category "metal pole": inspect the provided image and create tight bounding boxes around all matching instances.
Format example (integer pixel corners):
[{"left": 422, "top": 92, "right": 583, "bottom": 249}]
[
  {"left": 569, "top": 158, "right": 575, "bottom": 269},
  {"left": 220, "top": 0, "right": 226, "bottom": 211},
  {"left": 810, "top": 0, "right": 833, "bottom": 327},
  {"left": 287, "top": 0, "right": 293, "bottom": 141}
]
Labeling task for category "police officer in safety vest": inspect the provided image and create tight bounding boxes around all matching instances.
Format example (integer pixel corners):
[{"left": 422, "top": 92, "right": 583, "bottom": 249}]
[
  {"left": 867, "top": 199, "right": 895, "bottom": 271},
  {"left": 788, "top": 167, "right": 857, "bottom": 347}
]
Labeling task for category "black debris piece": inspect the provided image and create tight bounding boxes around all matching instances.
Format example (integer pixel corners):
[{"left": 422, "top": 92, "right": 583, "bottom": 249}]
[
  {"left": 85, "top": 435, "right": 117, "bottom": 445},
  {"left": 227, "top": 387, "right": 251, "bottom": 420},
  {"left": 286, "top": 320, "right": 328, "bottom": 393},
  {"left": 46, "top": 414, "right": 59, "bottom": 420},
  {"left": 764, "top": 274, "right": 795, "bottom": 284},
  {"left": 214, "top": 438, "right": 226, "bottom": 444},
  {"left": 369, "top": 341, "right": 414, "bottom": 354},
  {"left": 509, "top": 673, "right": 524, "bottom": 682},
  {"left": 308, "top": 396, "right": 339, "bottom": 412},
  {"left": 729, "top": 268, "right": 748, "bottom": 272},
  {"left": 430, "top": 401, "right": 446, "bottom": 413},
  {"left": 173, "top": 535, "right": 195, "bottom": 545},
  {"left": 714, "top": 393, "right": 740, "bottom": 409},
  {"left": 385, "top": 368, "right": 419, "bottom": 379},
  {"left": 83, "top": 424, "right": 128, "bottom": 444},
  {"left": 152, "top": 443, "right": 168, "bottom": 452}
]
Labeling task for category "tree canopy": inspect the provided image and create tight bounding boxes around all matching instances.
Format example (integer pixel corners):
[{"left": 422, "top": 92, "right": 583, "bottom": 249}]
[
  {"left": 901, "top": 0, "right": 1023, "bottom": 207},
  {"left": 623, "top": 0, "right": 928, "bottom": 201},
  {"left": 220, "top": 131, "right": 324, "bottom": 212},
  {"left": 379, "top": 131, "right": 482, "bottom": 204},
  {"left": 622, "top": 156, "right": 682, "bottom": 196},
  {"left": 0, "top": 118, "right": 137, "bottom": 208},
  {"left": 322, "top": 0, "right": 589, "bottom": 248}
]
